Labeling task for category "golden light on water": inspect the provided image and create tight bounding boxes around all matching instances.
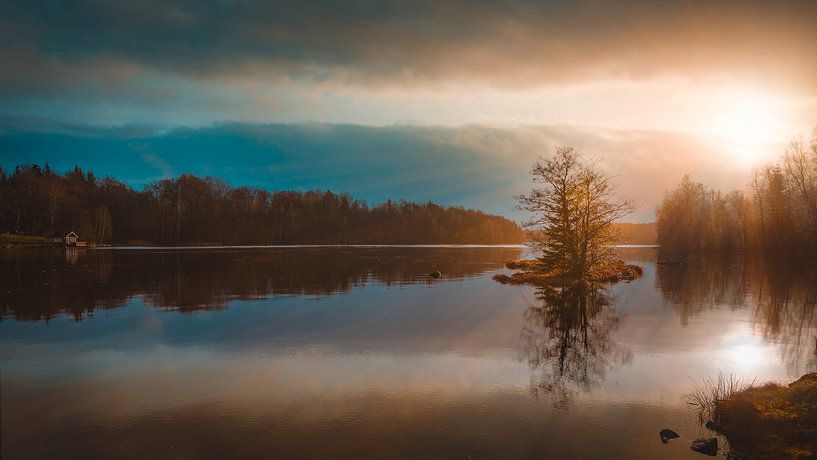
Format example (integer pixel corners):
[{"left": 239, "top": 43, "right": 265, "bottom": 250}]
[
  {"left": 721, "top": 327, "right": 776, "bottom": 374},
  {"left": 728, "top": 343, "right": 765, "bottom": 369}
]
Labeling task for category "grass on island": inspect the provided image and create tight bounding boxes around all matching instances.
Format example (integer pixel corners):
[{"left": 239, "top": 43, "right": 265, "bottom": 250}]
[
  {"left": 0, "top": 233, "right": 50, "bottom": 248},
  {"left": 494, "top": 258, "right": 643, "bottom": 285},
  {"left": 684, "top": 373, "right": 817, "bottom": 459}
]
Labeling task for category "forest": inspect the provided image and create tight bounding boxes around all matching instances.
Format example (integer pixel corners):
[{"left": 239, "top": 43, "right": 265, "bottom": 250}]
[
  {"left": 0, "top": 164, "right": 523, "bottom": 245},
  {"left": 656, "top": 128, "right": 817, "bottom": 256}
]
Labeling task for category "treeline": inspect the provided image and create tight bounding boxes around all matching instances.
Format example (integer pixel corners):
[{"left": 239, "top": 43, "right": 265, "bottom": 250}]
[
  {"left": 657, "top": 127, "right": 817, "bottom": 256},
  {"left": 0, "top": 164, "right": 523, "bottom": 245},
  {"left": 611, "top": 222, "right": 656, "bottom": 245}
]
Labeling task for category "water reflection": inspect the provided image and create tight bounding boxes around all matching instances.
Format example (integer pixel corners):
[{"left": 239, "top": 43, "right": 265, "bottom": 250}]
[
  {"left": 657, "top": 256, "right": 817, "bottom": 376},
  {"left": 520, "top": 283, "right": 631, "bottom": 404},
  {"left": 3, "top": 247, "right": 817, "bottom": 459},
  {"left": 0, "top": 247, "right": 520, "bottom": 321}
]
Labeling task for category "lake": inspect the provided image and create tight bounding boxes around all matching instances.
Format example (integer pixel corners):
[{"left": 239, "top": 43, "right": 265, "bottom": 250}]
[{"left": 1, "top": 246, "right": 815, "bottom": 459}]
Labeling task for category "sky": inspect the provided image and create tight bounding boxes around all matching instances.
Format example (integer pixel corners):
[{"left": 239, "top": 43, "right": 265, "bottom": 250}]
[{"left": 1, "top": 0, "right": 816, "bottom": 221}]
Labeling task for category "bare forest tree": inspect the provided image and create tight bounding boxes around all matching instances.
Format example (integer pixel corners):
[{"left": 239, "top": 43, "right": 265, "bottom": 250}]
[{"left": 657, "top": 126, "right": 817, "bottom": 257}]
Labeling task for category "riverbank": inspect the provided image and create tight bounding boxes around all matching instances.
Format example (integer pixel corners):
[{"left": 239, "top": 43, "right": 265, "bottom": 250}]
[
  {"left": 493, "top": 258, "right": 643, "bottom": 285},
  {"left": 690, "top": 373, "right": 817, "bottom": 459},
  {"left": 0, "top": 233, "right": 50, "bottom": 248}
]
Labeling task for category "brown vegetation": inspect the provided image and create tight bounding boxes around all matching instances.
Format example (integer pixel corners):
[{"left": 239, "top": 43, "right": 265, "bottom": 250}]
[
  {"left": 685, "top": 373, "right": 817, "bottom": 459},
  {"left": 495, "top": 258, "right": 642, "bottom": 285}
]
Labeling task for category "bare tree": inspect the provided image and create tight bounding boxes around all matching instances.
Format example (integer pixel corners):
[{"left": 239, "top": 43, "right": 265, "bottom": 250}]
[
  {"left": 93, "top": 205, "right": 112, "bottom": 243},
  {"left": 517, "top": 147, "right": 634, "bottom": 279},
  {"left": 782, "top": 135, "right": 817, "bottom": 247}
]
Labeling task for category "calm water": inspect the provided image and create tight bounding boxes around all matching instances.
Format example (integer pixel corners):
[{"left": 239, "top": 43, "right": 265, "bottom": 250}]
[{"left": 1, "top": 247, "right": 815, "bottom": 459}]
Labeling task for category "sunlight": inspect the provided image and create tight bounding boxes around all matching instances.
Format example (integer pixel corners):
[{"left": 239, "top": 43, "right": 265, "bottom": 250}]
[
  {"left": 720, "top": 328, "right": 775, "bottom": 374},
  {"left": 701, "top": 87, "right": 788, "bottom": 166},
  {"left": 728, "top": 344, "right": 764, "bottom": 369}
]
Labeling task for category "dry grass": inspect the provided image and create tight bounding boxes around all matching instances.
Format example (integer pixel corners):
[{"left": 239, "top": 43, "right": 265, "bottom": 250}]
[
  {"left": 504, "top": 259, "right": 543, "bottom": 270},
  {"left": 684, "top": 373, "right": 817, "bottom": 459},
  {"left": 588, "top": 259, "right": 643, "bottom": 282},
  {"left": 683, "top": 372, "right": 756, "bottom": 425},
  {"left": 495, "top": 258, "right": 642, "bottom": 285}
]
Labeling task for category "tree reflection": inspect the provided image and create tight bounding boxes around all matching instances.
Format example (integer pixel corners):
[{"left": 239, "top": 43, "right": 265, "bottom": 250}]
[
  {"left": 657, "top": 257, "right": 817, "bottom": 376},
  {"left": 519, "top": 283, "right": 630, "bottom": 404},
  {"left": 753, "top": 262, "right": 817, "bottom": 376},
  {"left": 656, "top": 254, "right": 750, "bottom": 325},
  {"left": 1, "top": 247, "right": 521, "bottom": 321}
]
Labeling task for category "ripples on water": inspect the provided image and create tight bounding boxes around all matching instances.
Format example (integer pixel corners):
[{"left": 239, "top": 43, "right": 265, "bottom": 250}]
[{"left": 1, "top": 247, "right": 815, "bottom": 459}]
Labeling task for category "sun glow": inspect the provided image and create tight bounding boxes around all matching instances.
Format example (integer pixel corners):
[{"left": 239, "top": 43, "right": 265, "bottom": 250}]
[
  {"left": 720, "top": 328, "right": 776, "bottom": 375},
  {"left": 700, "top": 87, "right": 789, "bottom": 166},
  {"left": 727, "top": 344, "right": 765, "bottom": 369}
]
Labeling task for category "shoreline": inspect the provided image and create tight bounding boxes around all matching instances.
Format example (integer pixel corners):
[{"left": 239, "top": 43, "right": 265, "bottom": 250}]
[
  {"left": 687, "top": 373, "right": 817, "bottom": 459},
  {"left": 493, "top": 258, "right": 644, "bottom": 285},
  {"left": 1, "top": 242, "right": 659, "bottom": 250}
]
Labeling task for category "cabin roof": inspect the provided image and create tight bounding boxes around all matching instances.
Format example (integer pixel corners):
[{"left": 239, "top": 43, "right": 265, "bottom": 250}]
[{"left": 66, "top": 231, "right": 78, "bottom": 238}]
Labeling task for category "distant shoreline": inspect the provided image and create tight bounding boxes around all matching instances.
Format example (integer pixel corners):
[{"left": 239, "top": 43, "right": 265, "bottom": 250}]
[
  {"left": 11, "top": 243, "right": 659, "bottom": 250},
  {"left": 91, "top": 244, "right": 529, "bottom": 250}
]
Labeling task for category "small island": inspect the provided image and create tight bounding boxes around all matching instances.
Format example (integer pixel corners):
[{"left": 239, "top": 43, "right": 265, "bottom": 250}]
[
  {"left": 493, "top": 147, "right": 643, "bottom": 286},
  {"left": 495, "top": 258, "right": 642, "bottom": 285}
]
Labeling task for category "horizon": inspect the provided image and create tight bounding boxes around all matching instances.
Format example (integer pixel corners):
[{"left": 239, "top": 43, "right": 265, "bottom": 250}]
[
  {"left": 3, "top": 120, "right": 813, "bottom": 223},
  {"left": 2, "top": 154, "right": 665, "bottom": 225},
  {"left": 0, "top": 160, "right": 661, "bottom": 229}
]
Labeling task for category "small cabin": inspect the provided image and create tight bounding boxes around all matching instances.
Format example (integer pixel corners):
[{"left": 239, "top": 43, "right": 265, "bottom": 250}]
[{"left": 65, "top": 231, "right": 78, "bottom": 246}]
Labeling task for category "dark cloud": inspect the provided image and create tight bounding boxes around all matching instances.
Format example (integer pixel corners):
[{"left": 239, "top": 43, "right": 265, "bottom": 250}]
[
  {"left": 0, "top": 117, "right": 749, "bottom": 221},
  {"left": 1, "top": 0, "right": 816, "bottom": 97}
]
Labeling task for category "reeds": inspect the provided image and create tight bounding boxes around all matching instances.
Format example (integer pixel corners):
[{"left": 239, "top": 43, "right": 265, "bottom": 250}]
[{"left": 683, "top": 372, "right": 756, "bottom": 425}]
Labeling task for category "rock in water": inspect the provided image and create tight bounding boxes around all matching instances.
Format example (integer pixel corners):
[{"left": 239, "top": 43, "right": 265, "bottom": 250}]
[
  {"left": 429, "top": 271, "right": 442, "bottom": 278},
  {"left": 659, "top": 428, "right": 680, "bottom": 444},
  {"left": 690, "top": 437, "right": 718, "bottom": 456}
]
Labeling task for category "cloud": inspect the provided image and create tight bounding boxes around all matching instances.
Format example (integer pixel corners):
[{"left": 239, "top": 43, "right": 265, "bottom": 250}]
[
  {"left": 134, "top": 144, "right": 174, "bottom": 179},
  {"left": 0, "top": 118, "right": 759, "bottom": 221},
  {"left": 1, "top": 0, "right": 815, "bottom": 96}
]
